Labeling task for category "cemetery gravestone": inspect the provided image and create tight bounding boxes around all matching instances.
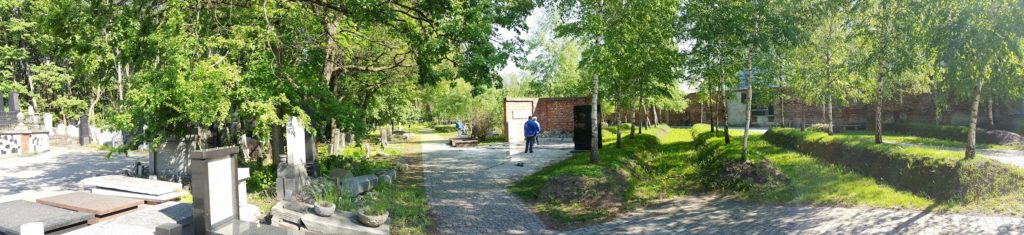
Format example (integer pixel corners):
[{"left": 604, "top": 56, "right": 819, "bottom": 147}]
[{"left": 79, "top": 115, "right": 91, "bottom": 145}]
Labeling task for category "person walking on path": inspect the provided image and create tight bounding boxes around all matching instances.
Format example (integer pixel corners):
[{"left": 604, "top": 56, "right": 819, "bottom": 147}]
[{"left": 525, "top": 116, "right": 541, "bottom": 153}]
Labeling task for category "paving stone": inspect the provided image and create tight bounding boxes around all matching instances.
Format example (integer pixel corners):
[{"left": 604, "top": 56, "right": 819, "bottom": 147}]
[
  {"left": 300, "top": 211, "right": 389, "bottom": 235},
  {"left": 0, "top": 200, "right": 91, "bottom": 234}
]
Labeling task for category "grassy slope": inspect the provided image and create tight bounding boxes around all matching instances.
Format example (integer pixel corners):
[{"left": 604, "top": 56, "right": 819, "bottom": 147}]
[
  {"left": 843, "top": 131, "right": 1024, "bottom": 151},
  {"left": 512, "top": 124, "right": 941, "bottom": 226},
  {"left": 781, "top": 129, "right": 1024, "bottom": 216}
]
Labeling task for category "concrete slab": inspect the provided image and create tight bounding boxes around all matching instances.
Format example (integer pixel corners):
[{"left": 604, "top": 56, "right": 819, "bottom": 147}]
[
  {"left": 66, "top": 201, "right": 193, "bottom": 235},
  {"left": 211, "top": 220, "right": 308, "bottom": 235},
  {"left": 300, "top": 211, "right": 389, "bottom": 235},
  {"left": 80, "top": 175, "right": 182, "bottom": 196},
  {"left": 270, "top": 201, "right": 310, "bottom": 224},
  {"left": 0, "top": 200, "right": 91, "bottom": 235}
]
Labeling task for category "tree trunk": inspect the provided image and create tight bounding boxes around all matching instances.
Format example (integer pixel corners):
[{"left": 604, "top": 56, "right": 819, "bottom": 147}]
[
  {"left": 875, "top": 61, "right": 885, "bottom": 144},
  {"left": 642, "top": 99, "right": 650, "bottom": 130},
  {"left": 966, "top": 80, "right": 984, "bottom": 159},
  {"left": 800, "top": 103, "right": 806, "bottom": 131},
  {"left": 742, "top": 48, "right": 753, "bottom": 161},
  {"left": 778, "top": 97, "right": 785, "bottom": 127},
  {"left": 590, "top": 75, "right": 599, "bottom": 164},
  {"left": 271, "top": 124, "right": 284, "bottom": 165},
  {"left": 652, "top": 106, "right": 660, "bottom": 125},
  {"left": 630, "top": 107, "right": 636, "bottom": 137},
  {"left": 700, "top": 101, "right": 705, "bottom": 124},
  {"left": 721, "top": 77, "right": 731, "bottom": 144},
  {"left": 827, "top": 99, "right": 834, "bottom": 135},
  {"left": 988, "top": 98, "right": 994, "bottom": 129},
  {"left": 616, "top": 113, "right": 622, "bottom": 148}
]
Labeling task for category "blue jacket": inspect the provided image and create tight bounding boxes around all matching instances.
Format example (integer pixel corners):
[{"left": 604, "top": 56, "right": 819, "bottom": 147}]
[{"left": 524, "top": 120, "right": 541, "bottom": 136}]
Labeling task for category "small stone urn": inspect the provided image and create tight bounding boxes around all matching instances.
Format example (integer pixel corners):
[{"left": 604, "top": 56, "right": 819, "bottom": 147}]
[
  {"left": 313, "top": 201, "right": 335, "bottom": 217},
  {"left": 357, "top": 208, "right": 389, "bottom": 227}
]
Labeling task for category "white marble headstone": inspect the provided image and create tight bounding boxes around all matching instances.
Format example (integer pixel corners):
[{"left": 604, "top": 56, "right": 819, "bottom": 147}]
[
  {"left": 285, "top": 116, "right": 305, "bottom": 165},
  {"left": 42, "top": 113, "right": 53, "bottom": 134}
]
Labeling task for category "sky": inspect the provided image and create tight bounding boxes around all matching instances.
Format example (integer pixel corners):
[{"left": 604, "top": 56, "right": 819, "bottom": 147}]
[{"left": 491, "top": 6, "right": 699, "bottom": 94}]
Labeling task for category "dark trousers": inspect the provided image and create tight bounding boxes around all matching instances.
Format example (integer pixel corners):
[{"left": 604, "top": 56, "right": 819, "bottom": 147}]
[{"left": 525, "top": 135, "right": 537, "bottom": 153}]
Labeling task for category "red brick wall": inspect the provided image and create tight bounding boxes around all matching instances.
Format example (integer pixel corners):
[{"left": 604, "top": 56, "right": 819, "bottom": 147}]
[{"left": 534, "top": 97, "right": 591, "bottom": 133}]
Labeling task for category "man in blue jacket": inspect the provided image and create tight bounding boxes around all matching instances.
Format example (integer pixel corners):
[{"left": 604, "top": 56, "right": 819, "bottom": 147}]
[{"left": 524, "top": 116, "right": 541, "bottom": 153}]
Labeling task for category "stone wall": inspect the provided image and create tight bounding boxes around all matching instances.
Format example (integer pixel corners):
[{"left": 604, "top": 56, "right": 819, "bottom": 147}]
[{"left": 0, "top": 131, "right": 49, "bottom": 155}]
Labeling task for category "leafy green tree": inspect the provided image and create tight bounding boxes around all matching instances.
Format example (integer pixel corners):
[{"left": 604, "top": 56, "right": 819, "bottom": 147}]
[{"left": 923, "top": 0, "right": 1024, "bottom": 159}]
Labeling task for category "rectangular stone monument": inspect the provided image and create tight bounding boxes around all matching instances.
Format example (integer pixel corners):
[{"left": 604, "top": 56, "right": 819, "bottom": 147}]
[
  {"left": 80, "top": 175, "right": 186, "bottom": 204},
  {"left": 36, "top": 192, "right": 143, "bottom": 224},
  {"left": 79, "top": 115, "right": 91, "bottom": 145},
  {"left": 0, "top": 200, "right": 91, "bottom": 235},
  {"left": 189, "top": 146, "right": 304, "bottom": 235},
  {"left": 189, "top": 146, "right": 241, "bottom": 233},
  {"left": 286, "top": 116, "right": 305, "bottom": 166}
]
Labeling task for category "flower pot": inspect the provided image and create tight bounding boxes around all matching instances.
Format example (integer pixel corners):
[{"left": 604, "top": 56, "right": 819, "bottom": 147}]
[
  {"left": 357, "top": 208, "right": 389, "bottom": 227},
  {"left": 313, "top": 201, "right": 335, "bottom": 217}
]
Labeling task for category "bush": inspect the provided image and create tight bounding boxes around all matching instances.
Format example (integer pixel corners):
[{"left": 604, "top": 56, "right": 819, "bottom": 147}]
[
  {"left": 764, "top": 128, "right": 1024, "bottom": 201},
  {"left": 886, "top": 122, "right": 1008, "bottom": 145},
  {"left": 431, "top": 124, "right": 457, "bottom": 133},
  {"left": 240, "top": 160, "right": 276, "bottom": 193}
]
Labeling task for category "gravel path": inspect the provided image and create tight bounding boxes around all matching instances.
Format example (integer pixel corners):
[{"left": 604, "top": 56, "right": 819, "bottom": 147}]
[
  {"left": 569, "top": 196, "right": 1024, "bottom": 234},
  {"left": 423, "top": 134, "right": 571, "bottom": 234},
  {"left": 888, "top": 142, "right": 1024, "bottom": 169},
  {"left": 0, "top": 146, "right": 149, "bottom": 202}
]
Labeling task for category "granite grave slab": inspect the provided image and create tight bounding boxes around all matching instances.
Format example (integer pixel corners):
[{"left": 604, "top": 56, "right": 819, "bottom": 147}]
[
  {"left": 64, "top": 202, "right": 194, "bottom": 235},
  {"left": 0, "top": 200, "right": 91, "bottom": 235},
  {"left": 36, "top": 192, "right": 143, "bottom": 224},
  {"left": 300, "top": 211, "right": 389, "bottom": 235}
]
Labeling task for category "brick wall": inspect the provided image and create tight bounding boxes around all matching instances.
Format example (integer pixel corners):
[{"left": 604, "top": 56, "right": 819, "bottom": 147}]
[{"left": 535, "top": 97, "right": 591, "bottom": 134}]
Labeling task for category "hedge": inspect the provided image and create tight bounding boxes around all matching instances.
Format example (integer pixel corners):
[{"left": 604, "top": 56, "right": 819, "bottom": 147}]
[
  {"left": 763, "top": 128, "right": 1024, "bottom": 201},
  {"left": 885, "top": 122, "right": 1001, "bottom": 144}
]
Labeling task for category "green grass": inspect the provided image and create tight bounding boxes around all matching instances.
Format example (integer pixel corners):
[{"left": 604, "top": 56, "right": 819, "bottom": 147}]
[
  {"left": 378, "top": 125, "right": 431, "bottom": 235},
  {"left": 765, "top": 128, "right": 1024, "bottom": 216},
  {"left": 511, "top": 124, "right": 944, "bottom": 226},
  {"left": 844, "top": 131, "right": 1024, "bottom": 151}
]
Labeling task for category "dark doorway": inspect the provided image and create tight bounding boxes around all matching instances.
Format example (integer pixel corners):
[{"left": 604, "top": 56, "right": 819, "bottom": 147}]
[{"left": 573, "top": 105, "right": 602, "bottom": 150}]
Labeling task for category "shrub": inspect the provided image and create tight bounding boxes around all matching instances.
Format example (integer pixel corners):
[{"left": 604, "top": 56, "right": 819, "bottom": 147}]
[
  {"left": 431, "top": 124, "right": 457, "bottom": 133},
  {"left": 764, "top": 128, "right": 1024, "bottom": 201},
  {"left": 886, "top": 122, "right": 1008, "bottom": 145}
]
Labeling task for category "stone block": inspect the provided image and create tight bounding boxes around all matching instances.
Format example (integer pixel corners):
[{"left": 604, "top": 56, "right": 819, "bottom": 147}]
[
  {"left": 373, "top": 169, "right": 398, "bottom": 185},
  {"left": 155, "top": 223, "right": 183, "bottom": 235},
  {"left": 271, "top": 201, "right": 310, "bottom": 224},
  {"left": 300, "top": 211, "right": 389, "bottom": 235},
  {"left": 270, "top": 217, "right": 303, "bottom": 231},
  {"left": 342, "top": 175, "right": 378, "bottom": 196}
]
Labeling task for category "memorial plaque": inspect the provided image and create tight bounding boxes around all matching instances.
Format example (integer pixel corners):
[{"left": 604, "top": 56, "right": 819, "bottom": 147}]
[{"left": 573, "top": 105, "right": 602, "bottom": 150}]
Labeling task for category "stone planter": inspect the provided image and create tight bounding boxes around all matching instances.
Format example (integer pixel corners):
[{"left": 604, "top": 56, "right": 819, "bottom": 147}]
[
  {"left": 313, "top": 201, "right": 335, "bottom": 217},
  {"left": 357, "top": 208, "right": 389, "bottom": 227}
]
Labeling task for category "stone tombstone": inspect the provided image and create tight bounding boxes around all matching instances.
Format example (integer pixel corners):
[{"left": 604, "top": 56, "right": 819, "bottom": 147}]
[
  {"left": 79, "top": 115, "right": 91, "bottom": 145},
  {"left": 285, "top": 116, "right": 306, "bottom": 165},
  {"left": 189, "top": 146, "right": 241, "bottom": 234},
  {"left": 43, "top": 113, "right": 53, "bottom": 134},
  {"left": 7, "top": 92, "right": 19, "bottom": 114},
  {"left": 275, "top": 161, "right": 308, "bottom": 201}
]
